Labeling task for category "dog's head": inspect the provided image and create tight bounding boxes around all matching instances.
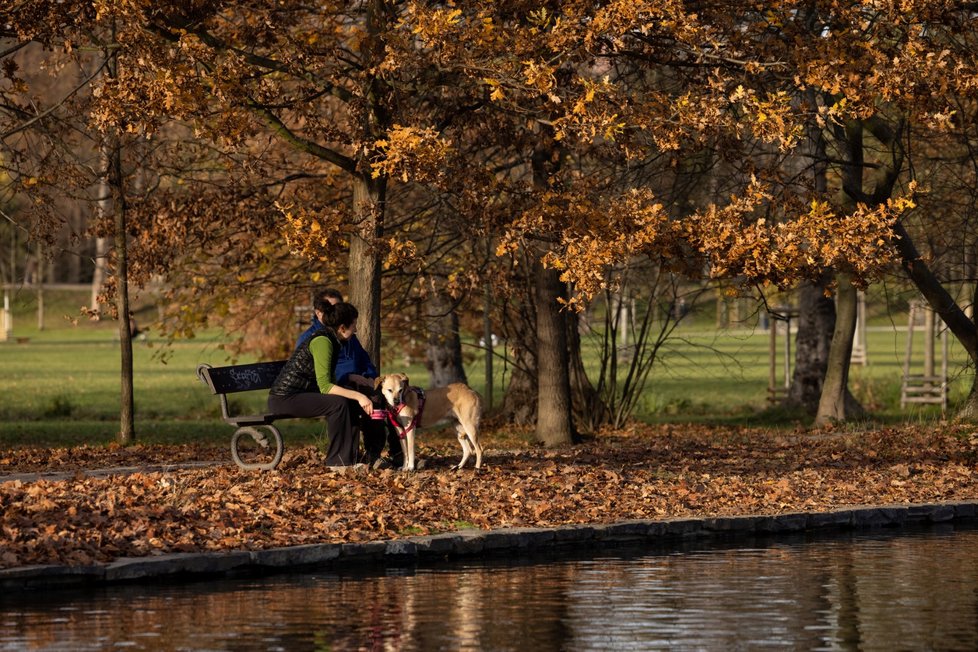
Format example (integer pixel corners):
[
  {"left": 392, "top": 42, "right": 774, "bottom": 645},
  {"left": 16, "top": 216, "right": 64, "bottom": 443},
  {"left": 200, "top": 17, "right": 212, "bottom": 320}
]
[{"left": 375, "top": 373, "right": 410, "bottom": 407}]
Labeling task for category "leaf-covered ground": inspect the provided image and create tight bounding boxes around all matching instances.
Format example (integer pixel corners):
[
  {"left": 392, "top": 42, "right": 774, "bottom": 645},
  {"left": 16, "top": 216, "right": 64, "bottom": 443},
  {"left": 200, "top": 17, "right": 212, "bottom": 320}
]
[{"left": 1, "top": 424, "right": 977, "bottom": 570}]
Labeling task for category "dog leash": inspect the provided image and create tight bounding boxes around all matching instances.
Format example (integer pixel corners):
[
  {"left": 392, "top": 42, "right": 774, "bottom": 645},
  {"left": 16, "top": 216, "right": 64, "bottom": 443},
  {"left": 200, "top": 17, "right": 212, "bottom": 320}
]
[{"left": 386, "top": 387, "right": 426, "bottom": 440}]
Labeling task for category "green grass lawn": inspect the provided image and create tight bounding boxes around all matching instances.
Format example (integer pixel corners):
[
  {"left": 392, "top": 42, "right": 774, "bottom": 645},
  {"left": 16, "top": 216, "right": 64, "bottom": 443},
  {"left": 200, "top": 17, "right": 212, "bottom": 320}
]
[
  {"left": 0, "top": 287, "right": 967, "bottom": 448},
  {"left": 649, "top": 324, "right": 969, "bottom": 423}
]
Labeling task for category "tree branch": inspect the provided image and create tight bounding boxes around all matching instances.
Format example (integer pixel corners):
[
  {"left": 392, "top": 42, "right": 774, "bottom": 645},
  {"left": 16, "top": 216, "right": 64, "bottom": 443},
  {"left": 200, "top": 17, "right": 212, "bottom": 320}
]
[
  {"left": 1, "top": 56, "right": 110, "bottom": 141},
  {"left": 247, "top": 100, "right": 358, "bottom": 174}
]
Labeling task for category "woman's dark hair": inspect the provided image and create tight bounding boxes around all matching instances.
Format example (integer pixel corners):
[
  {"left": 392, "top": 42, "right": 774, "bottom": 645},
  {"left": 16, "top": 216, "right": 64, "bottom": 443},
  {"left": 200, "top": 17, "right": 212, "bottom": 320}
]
[{"left": 320, "top": 301, "right": 358, "bottom": 329}]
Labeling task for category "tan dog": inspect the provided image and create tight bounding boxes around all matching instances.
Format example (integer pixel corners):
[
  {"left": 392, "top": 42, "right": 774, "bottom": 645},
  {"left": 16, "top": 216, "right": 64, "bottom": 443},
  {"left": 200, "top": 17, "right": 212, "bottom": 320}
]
[{"left": 375, "top": 373, "right": 484, "bottom": 471}]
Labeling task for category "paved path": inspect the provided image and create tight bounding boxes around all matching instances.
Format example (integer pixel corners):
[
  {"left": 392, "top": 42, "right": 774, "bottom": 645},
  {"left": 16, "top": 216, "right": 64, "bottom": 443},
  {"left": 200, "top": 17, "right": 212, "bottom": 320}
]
[{"left": 0, "top": 460, "right": 224, "bottom": 484}]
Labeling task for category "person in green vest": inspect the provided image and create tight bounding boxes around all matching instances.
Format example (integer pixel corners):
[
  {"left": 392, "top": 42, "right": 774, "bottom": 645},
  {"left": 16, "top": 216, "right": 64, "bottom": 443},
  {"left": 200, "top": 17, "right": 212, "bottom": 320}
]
[{"left": 269, "top": 301, "right": 373, "bottom": 466}]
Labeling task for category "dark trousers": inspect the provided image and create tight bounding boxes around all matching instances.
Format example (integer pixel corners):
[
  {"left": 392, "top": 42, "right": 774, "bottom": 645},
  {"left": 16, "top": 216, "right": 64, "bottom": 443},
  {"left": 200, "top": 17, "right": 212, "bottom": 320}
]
[
  {"left": 268, "top": 393, "right": 359, "bottom": 466},
  {"left": 360, "top": 417, "right": 403, "bottom": 463},
  {"left": 344, "top": 377, "right": 403, "bottom": 463}
]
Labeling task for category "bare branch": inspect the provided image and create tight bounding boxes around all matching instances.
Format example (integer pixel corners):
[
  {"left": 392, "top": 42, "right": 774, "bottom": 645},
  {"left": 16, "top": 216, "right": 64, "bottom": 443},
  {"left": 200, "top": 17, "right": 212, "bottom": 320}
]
[{"left": 1, "top": 55, "right": 110, "bottom": 141}]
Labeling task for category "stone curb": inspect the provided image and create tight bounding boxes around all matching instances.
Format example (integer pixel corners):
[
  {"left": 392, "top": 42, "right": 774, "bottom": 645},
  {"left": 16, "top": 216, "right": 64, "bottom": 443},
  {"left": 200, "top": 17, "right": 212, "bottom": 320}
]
[{"left": 2, "top": 500, "right": 976, "bottom": 591}]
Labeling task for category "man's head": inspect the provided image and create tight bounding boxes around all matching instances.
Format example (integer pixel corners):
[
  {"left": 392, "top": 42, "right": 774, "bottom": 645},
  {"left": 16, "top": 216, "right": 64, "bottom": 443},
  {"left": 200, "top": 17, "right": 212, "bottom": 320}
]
[{"left": 313, "top": 288, "right": 344, "bottom": 318}]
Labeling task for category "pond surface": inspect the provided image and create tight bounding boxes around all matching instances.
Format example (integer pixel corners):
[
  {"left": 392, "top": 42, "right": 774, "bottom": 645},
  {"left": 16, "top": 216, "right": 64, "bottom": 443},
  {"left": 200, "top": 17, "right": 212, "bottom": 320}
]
[{"left": 2, "top": 524, "right": 977, "bottom": 651}]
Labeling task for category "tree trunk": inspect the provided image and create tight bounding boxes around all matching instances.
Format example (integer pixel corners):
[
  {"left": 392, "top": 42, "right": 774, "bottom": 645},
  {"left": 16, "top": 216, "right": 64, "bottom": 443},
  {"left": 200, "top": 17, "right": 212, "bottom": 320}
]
[
  {"left": 787, "top": 89, "right": 837, "bottom": 415},
  {"left": 349, "top": 174, "right": 384, "bottom": 368},
  {"left": 501, "top": 356, "right": 537, "bottom": 425},
  {"left": 499, "top": 283, "right": 538, "bottom": 425},
  {"left": 814, "top": 275, "right": 860, "bottom": 427},
  {"left": 566, "top": 306, "right": 606, "bottom": 431},
  {"left": 787, "top": 280, "right": 835, "bottom": 414},
  {"left": 425, "top": 290, "right": 467, "bottom": 387},
  {"left": 534, "top": 260, "right": 574, "bottom": 446},
  {"left": 349, "top": 0, "right": 390, "bottom": 369},
  {"left": 955, "top": 380, "right": 978, "bottom": 421}
]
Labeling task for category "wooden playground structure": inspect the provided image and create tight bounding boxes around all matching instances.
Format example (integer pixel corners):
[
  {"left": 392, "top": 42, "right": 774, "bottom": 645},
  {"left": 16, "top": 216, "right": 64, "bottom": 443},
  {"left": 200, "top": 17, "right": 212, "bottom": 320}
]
[
  {"left": 900, "top": 299, "right": 949, "bottom": 412},
  {"left": 767, "top": 293, "right": 948, "bottom": 412}
]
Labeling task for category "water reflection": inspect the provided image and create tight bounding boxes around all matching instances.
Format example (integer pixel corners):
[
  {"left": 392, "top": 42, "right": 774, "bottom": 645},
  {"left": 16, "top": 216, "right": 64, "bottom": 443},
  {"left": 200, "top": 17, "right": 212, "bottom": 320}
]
[{"left": 2, "top": 525, "right": 977, "bottom": 651}]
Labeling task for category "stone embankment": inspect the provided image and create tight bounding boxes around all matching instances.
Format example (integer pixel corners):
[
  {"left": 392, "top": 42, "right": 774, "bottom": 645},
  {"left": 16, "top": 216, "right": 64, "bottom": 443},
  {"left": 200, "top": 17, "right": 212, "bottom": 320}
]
[{"left": 2, "top": 500, "right": 974, "bottom": 591}]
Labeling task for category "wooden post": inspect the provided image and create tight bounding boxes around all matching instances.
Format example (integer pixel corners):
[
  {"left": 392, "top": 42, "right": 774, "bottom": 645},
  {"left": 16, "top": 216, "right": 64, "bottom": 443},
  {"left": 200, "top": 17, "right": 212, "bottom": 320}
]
[
  {"left": 768, "top": 315, "right": 777, "bottom": 398},
  {"left": 484, "top": 277, "right": 493, "bottom": 410},
  {"left": 783, "top": 313, "right": 792, "bottom": 390},
  {"left": 36, "top": 242, "right": 44, "bottom": 331},
  {"left": 903, "top": 301, "right": 916, "bottom": 378},
  {"left": 1, "top": 290, "right": 9, "bottom": 342},
  {"left": 942, "top": 326, "right": 949, "bottom": 414},
  {"left": 767, "top": 307, "right": 796, "bottom": 402},
  {"left": 618, "top": 293, "right": 628, "bottom": 348},
  {"left": 850, "top": 290, "right": 867, "bottom": 365},
  {"left": 924, "top": 307, "right": 935, "bottom": 382}
]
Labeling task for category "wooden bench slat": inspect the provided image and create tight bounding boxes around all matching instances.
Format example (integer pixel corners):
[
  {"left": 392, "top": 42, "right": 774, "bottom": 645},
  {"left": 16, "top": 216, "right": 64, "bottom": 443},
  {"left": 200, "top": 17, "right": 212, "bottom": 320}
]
[{"left": 199, "top": 361, "right": 288, "bottom": 395}]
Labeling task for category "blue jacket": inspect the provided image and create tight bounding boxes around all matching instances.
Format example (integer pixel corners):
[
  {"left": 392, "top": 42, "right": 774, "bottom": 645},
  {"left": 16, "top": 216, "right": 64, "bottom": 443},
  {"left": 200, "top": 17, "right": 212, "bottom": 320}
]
[{"left": 295, "top": 315, "right": 378, "bottom": 384}]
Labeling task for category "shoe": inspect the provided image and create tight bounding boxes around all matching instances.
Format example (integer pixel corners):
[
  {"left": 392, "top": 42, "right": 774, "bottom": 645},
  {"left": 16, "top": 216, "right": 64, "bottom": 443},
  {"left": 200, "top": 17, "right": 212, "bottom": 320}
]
[
  {"left": 372, "top": 456, "right": 402, "bottom": 470},
  {"left": 326, "top": 462, "right": 368, "bottom": 472}
]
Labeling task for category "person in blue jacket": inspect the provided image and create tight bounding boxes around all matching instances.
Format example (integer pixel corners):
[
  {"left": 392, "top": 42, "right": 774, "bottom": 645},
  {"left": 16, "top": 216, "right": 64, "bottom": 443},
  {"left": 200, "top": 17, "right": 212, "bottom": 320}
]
[
  {"left": 297, "top": 288, "right": 401, "bottom": 467},
  {"left": 296, "top": 288, "right": 378, "bottom": 383}
]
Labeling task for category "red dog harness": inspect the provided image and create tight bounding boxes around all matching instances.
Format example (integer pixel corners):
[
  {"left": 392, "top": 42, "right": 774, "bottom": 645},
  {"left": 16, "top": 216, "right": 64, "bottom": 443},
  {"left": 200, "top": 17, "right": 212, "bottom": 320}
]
[{"left": 386, "top": 386, "right": 426, "bottom": 440}]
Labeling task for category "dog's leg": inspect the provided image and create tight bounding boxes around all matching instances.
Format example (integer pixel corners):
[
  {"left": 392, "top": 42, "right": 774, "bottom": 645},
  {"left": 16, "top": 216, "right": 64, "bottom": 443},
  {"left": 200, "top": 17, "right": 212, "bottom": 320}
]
[
  {"left": 398, "top": 435, "right": 409, "bottom": 471},
  {"left": 460, "top": 420, "right": 483, "bottom": 469},
  {"left": 454, "top": 424, "right": 472, "bottom": 470},
  {"left": 404, "top": 427, "right": 416, "bottom": 471},
  {"left": 470, "top": 431, "right": 483, "bottom": 470},
  {"left": 453, "top": 410, "right": 483, "bottom": 470}
]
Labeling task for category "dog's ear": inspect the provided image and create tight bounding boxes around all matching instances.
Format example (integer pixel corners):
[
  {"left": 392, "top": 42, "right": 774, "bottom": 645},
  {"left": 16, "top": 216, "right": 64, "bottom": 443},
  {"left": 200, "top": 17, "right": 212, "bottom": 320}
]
[{"left": 374, "top": 376, "right": 385, "bottom": 390}]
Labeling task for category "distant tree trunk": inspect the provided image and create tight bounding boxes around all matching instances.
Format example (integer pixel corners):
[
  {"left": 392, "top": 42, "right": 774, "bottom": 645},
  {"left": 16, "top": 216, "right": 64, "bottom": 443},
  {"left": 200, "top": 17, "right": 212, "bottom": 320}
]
[
  {"left": 66, "top": 204, "right": 83, "bottom": 284},
  {"left": 499, "top": 281, "right": 538, "bottom": 425},
  {"left": 35, "top": 241, "right": 44, "bottom": 330},
  {"left": 566, "top": 306, "right": 606, "bottom": 431},
  {"left": 787, "top": 279, "right": 835, "bottom": 414},
  {"left": 534, "top": 260, "right": 574, "bottom": 446},
  {"left": 501, "top": 352, "right": 537, "bottom": 424},
  {"left": 815, "top": 275, "right": 862, "bottom": 426},
  {"left": 349, "top": 174, "right": 384, "bottom": 368},
  {"left": 91, "top": 239, "right": 108, "bottom": 312},
  {"left": 91, "top": 141, "right": 111, "bottom": 311},
  {"left": 425, "top": 290, "right": 467, "bottom": 387}
]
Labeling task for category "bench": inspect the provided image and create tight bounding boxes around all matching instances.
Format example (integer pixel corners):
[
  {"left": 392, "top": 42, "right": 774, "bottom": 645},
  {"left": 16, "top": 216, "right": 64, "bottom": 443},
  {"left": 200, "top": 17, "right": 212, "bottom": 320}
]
[{"left": 196, "top": 361, "right": 291, "bottom": 470}]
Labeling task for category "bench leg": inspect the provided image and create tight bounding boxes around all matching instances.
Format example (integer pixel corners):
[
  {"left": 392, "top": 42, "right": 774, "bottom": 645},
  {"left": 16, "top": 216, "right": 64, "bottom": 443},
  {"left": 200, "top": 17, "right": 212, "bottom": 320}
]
[{"left": 231, "top": 425, "right": 284, "bottom": 471}]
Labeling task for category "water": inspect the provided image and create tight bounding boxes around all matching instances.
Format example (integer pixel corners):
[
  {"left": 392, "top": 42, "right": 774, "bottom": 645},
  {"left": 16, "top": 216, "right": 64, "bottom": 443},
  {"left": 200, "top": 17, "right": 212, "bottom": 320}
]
[{"left": 2, "top": 525, "right": 977, "bottom": 651}]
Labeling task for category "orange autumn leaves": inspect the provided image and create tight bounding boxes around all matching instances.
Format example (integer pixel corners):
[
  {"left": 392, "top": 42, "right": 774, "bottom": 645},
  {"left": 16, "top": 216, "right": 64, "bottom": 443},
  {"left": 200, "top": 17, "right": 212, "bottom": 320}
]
[
  {"left": 2, "top": 423, "right": 977, "bottom": 569},
  {"left": 488, "top": 179, "right": 910, "bottom": 301}
]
